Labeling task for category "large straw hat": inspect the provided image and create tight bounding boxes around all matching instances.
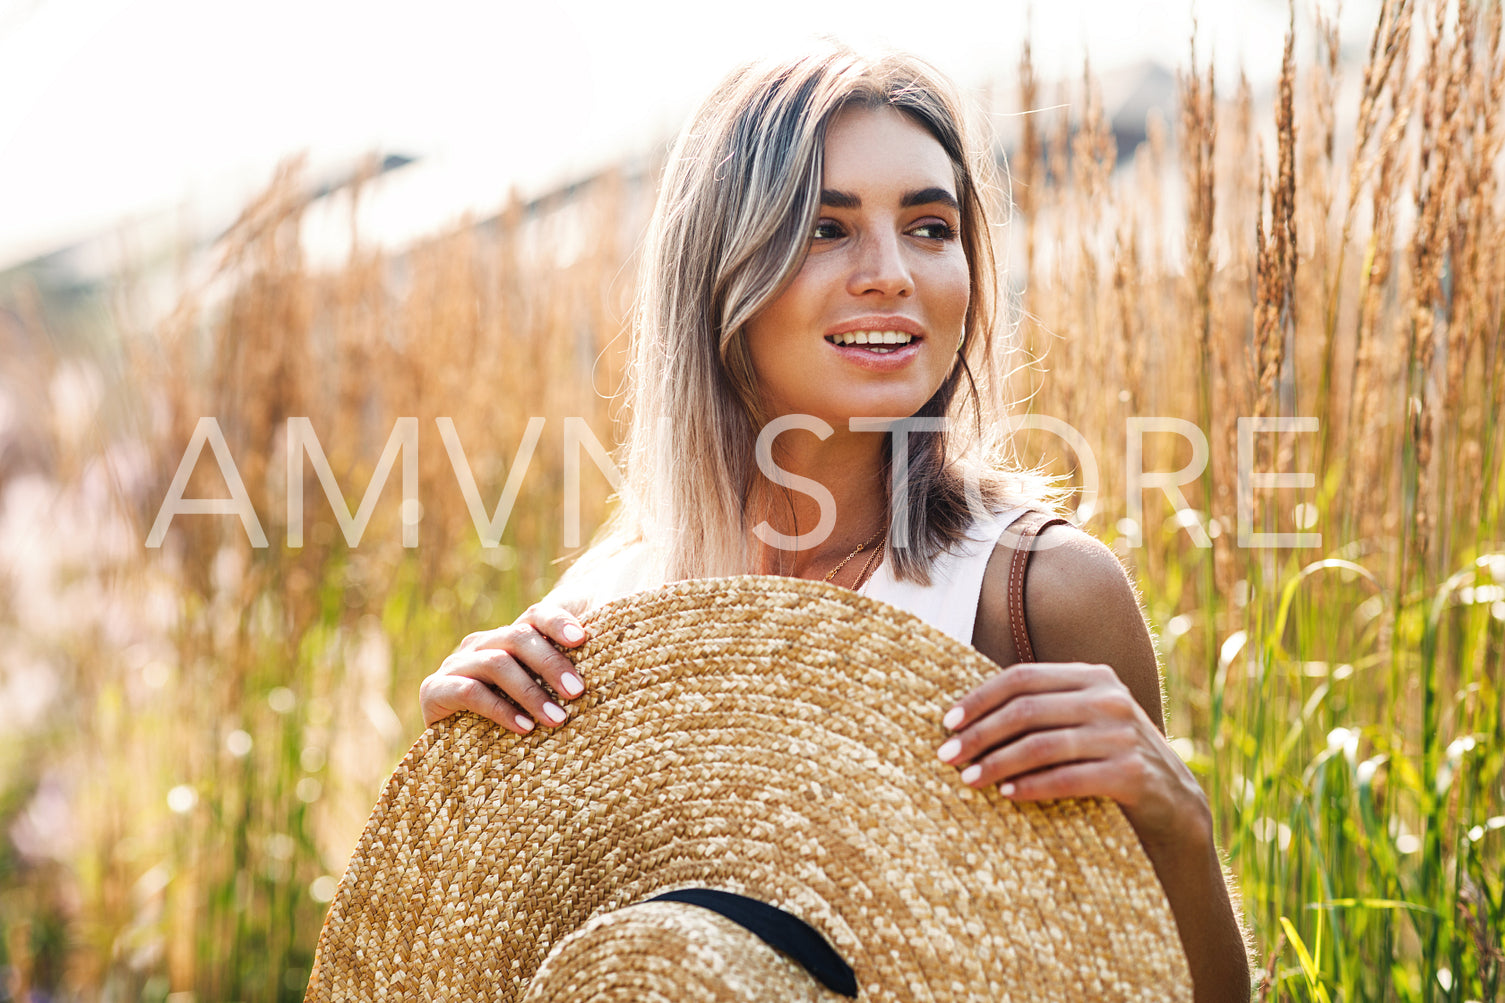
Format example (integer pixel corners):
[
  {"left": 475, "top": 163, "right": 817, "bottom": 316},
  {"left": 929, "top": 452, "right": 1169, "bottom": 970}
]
[{"left": 306, "top": 575, "right": 1192, "bottom": 1001}]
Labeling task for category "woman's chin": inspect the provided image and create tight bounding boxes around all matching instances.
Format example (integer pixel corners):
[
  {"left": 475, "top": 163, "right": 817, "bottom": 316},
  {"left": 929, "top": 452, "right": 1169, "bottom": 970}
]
[{"left": 778, "top": 393, "right": 939, "bottom": 428}]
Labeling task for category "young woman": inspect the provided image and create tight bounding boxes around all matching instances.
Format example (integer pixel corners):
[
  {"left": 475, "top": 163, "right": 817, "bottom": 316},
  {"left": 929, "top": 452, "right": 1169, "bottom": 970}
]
[{"left": 419, "top": 45, "right": 1251, "bottom": 1000}]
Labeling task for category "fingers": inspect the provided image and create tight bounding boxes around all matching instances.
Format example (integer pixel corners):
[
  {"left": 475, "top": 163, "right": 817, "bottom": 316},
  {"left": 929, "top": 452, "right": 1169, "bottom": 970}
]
[
  {"left": 519, "top": 602, "right": 588, "bottom": 645},
  {"left": 457, "top": 603, "right": 587, "bottom": 651},
  {"left": 419, "top": 673, "right": 534, "bottom": 734},
  {"left": 422, "top": 604, "right": 593, "bottom": 733},
  {"left": 493, "top": 620, "right": 588, "bottom": 698},
  {"left": 428, "top": 642, "right": 577, "bottom": 728},
  {"left": 989, "top": 761, "right": 1130, "bottom": 802},
  {"left": 469, "top": 610, "right": 590, "bottom": 699},
  {"left": 941, "top": 662, "right": 1118, "bottom": 732},
  {"left": 953, "top": 721, "right": 1141, "bottom": 792},
  {"left": 938, "top": 691, "right": 1100, "bottom": 764},
  {"left": 934, "top": 663, "right": 1212, "bottom": 845},
  {"left": 935, "top": 661, "right": 1156, "bottom": 802},
  {"left": 937, "top": 664, "right": 1134, "bottom": 770}
]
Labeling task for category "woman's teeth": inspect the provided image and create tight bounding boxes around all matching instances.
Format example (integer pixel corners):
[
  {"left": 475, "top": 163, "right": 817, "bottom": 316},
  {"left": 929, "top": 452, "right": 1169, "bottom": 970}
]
[{"left": 827, "top": 330, "right": 916, "bottom": 353}]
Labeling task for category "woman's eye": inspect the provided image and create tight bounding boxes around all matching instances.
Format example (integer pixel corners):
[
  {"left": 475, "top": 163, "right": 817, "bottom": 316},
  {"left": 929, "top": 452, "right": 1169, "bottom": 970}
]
[
  {"left": 911, "top": 220, "right": 958, "bottom": 240},
  {"left": 811, "top": 220, "right": 844, "bottom": 241}
]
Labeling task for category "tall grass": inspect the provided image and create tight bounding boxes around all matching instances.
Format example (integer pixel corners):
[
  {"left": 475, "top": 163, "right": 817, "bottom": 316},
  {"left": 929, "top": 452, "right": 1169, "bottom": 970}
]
[
  {"left": 1008, "top": 1, "right": 1505, "bottom": 997},
  {"left": 0, "top": 162, "right": 643, "bottom": 999},
  {"left": 0, "top": 1, "right": 1500, "bottom": 998}
]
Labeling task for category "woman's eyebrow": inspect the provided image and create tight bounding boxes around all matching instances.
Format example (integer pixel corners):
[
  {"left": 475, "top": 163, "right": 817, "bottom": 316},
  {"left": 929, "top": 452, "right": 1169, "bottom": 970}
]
[
  {"left": 901, "top": 187, "right": 961, "bottom": 210},
  {"left": 819, "top": 187, "right": 961, "bottom": 211}
]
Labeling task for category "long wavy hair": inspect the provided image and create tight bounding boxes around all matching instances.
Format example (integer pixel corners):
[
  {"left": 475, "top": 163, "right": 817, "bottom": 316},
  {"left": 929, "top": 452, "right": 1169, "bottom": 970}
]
[{"left": 565, "top": 44, "right": 1060, "bottom": 594}]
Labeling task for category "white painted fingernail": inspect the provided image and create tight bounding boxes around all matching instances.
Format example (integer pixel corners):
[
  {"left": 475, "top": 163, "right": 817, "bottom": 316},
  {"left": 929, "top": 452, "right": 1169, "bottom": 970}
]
[
  {"left": 999, "top": 783, "right": 1016, "bottom": 797},
  {"left": 543, "top": 702, "right": 567, "bottom": 724},
  {"left": 937, "top": 739, "right": 962, "bottom": 763},
  {"left": 514, "top": 714, "right": 535, "bottom": 732},
  {"left": 943, "top": 707, "right": 965, "bottom": 730},
  {"left": 560, "top": 672, "right": 585, "bottom": 697},
  {"left": 961, "top": 765, "right": 981, "bottom": 784},
  {"left": 562, "top": 624, "right": 585, "bottom": 643}
]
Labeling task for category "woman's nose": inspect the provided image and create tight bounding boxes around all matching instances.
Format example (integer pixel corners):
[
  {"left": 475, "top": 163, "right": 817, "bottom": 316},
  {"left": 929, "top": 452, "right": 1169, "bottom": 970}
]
[{"left": 846, "top": 230, "right": 913, "bottom": 298}]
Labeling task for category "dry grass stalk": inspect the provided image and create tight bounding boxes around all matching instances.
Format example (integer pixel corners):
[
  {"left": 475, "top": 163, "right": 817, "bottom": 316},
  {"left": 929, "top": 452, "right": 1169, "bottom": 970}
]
[
  {"left": 1310, "top": 4, "right": 1344, "bottom": 460},
  {"left": 1112, "top": 220, "right": 1141, "bottom": 415},
  {"left": 1486, "top": 2, "right": 1505, "bottom": 529},
  {"left": 1350, "top": 1, "right": 1417, "bottom": 544},
  {"left": 1179, "top": 26, "right": 1217, "bottom": 396},
  {"left": 1177, "top": 27, "right": 1219, "bottom": 569},
  {"left": 1330, "top": 1, "right": 1409, "bottom": 498},
  {"left": 1213, "top": 73, "right": 1258, "bottom": 588},
  {"left": 1403, "top": 0, "right": 1470, "bottom": 583},
  {"left": 1439, "top": 0, "right": 1504, "bottom": 541},
  {"left": 1069, "top": 59, "right": 1105, "bottom": 337},
  {"left": 1016, "top": 38, "right": 1042, "bottom": 281},
  {"left": 1254, "top": 14, "right": 1297, "bottom": 431}
]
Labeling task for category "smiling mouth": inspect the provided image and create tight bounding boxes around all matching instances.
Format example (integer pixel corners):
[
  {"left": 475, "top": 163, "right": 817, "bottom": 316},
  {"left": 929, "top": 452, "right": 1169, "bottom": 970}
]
[{"left": 824, "top": 330, "right": 919, "bottom": 354}]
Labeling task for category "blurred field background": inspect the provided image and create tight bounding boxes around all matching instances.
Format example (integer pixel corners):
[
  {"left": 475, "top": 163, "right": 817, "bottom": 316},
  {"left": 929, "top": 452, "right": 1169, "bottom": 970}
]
[{"left": 1, "top": 0, "right": 1502, "bottom": 999}]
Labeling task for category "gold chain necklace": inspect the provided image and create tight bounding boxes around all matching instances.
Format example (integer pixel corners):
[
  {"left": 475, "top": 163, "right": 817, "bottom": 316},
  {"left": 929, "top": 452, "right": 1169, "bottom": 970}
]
[
  {"left": 852, "top": 534, "right": 886, "bottom": 589},
  {"left": 823, "top": 526, "right": 886, "bottom": 584}
]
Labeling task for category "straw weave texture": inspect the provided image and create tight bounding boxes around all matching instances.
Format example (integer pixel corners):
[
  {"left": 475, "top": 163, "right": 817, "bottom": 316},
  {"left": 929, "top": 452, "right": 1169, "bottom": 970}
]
[
  {"left": 520, "top": 901, "right": 836, "bottom": 1001},
  {"left": 306, "top": 575, "right": 1192, "bottom": 1001}
]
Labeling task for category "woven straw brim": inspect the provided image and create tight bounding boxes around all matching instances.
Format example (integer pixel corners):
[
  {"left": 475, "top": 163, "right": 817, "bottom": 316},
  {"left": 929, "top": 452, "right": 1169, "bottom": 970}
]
[{"left": 306, "top": 575, "right": 1192, "bottom": 1001}]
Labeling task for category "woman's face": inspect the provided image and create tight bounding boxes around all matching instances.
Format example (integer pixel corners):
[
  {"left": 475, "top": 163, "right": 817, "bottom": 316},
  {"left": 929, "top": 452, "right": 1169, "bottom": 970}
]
[{"left": 743, "top": 103, "right": 970, "bottom": 426}]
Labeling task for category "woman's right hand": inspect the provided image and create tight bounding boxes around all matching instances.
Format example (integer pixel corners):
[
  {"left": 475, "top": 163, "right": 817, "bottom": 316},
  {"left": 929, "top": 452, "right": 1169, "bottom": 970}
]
[{"left": 419, "top": 600, "right": 591, "bottom": 732}]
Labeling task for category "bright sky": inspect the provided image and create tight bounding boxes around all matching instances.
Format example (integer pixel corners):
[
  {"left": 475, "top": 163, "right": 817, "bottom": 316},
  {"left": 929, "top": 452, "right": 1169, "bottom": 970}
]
[{"left": 0, "top": 0, "right": 1377, "bottom": 270}]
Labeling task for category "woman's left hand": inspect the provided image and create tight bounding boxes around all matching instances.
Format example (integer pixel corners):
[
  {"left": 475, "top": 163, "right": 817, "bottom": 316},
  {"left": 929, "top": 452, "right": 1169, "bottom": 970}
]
[{"left": 935, "top": 660, "right": 1211, "bottom": 850}]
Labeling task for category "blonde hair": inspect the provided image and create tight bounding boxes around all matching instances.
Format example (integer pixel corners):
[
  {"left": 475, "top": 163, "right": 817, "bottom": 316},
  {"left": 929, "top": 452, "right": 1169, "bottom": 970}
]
[{"left": 566, "top": 43, "right": 1059, "bottom": 594}]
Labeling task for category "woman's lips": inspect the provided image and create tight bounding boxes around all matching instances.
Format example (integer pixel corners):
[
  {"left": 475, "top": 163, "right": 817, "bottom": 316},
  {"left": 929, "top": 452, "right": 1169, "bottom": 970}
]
[
  {"left": 824, "top": 336, "right": 924, "bottom": 369},
  {"left": 824, "top": 316, "right": 926, "bottom": 340}
]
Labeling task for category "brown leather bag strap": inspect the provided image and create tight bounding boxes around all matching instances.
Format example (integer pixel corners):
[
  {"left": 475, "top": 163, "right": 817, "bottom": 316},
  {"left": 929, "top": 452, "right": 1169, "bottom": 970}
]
[{"left": 1004, "top": 510, "right": 1070, "bottom": 664}]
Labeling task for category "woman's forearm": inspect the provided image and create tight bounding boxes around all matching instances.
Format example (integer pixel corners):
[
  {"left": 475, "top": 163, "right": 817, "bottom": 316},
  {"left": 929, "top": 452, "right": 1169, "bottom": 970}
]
[{"left": 1139, "top": 805, "right": 1252, "bottom": 1002}]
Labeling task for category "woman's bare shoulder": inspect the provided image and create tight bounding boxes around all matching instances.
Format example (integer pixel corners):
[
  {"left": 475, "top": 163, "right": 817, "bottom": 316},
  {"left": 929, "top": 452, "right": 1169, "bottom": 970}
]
[{"left": 974, "top": 522, "right": 1165, "bottom": 728}]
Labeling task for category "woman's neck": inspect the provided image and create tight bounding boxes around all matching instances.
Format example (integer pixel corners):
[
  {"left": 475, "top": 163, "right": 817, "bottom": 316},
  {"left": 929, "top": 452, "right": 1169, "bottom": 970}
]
[{"left": 746, "top": 430, "right": 890, "bottom": 580}]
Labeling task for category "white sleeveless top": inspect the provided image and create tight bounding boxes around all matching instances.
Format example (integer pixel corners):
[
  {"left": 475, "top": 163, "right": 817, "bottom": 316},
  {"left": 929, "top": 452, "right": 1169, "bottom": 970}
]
[
  {"left": 861, "top": 506, "right": 1030, "bottom": 646},
  {"left": 576, "top": 506, "right": 1031, "bottom": 647}
]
